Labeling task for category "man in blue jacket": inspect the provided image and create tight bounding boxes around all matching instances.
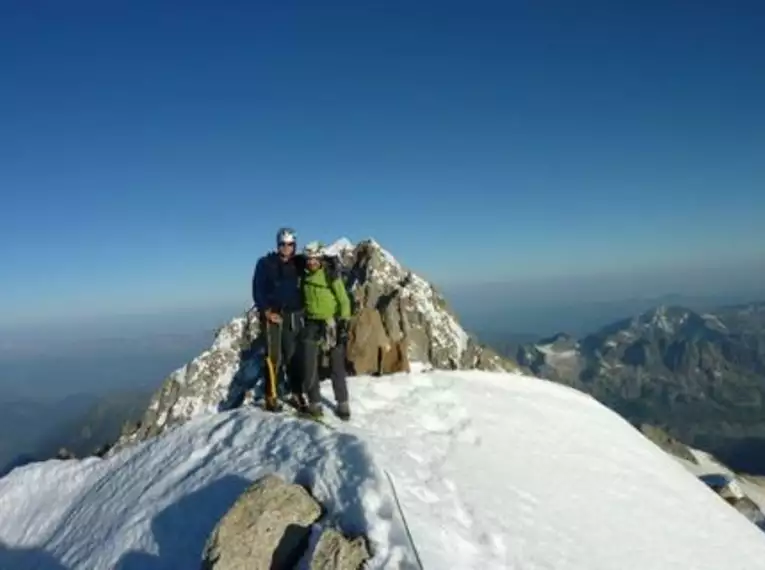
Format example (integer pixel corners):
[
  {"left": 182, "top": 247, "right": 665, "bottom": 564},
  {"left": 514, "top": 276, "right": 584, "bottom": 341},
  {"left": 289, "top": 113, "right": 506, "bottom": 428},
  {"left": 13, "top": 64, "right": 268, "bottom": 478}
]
[{"left": 252, "top": 227, "right": 305, "bottom": 410}]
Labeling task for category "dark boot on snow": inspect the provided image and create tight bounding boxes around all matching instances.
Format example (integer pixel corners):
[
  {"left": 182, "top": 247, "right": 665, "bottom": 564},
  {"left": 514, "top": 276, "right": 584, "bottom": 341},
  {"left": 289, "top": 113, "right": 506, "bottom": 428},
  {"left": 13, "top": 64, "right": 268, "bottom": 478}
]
[
  {"left": 286, "top": 393, "right": 309, "bottom": 413},
  {"left": 307, "top": 402, "right": 324, "bottom": 419},
  {"left": 335, "top": 401, "right": 351, "bottom": 421}
]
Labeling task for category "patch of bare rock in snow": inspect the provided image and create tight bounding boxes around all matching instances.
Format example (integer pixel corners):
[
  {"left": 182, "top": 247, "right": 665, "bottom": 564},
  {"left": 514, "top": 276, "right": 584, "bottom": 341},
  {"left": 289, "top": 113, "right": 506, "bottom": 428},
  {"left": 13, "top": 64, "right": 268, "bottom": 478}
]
[{"left": 201, "top": 474, "right": 370, "bottom": 570}]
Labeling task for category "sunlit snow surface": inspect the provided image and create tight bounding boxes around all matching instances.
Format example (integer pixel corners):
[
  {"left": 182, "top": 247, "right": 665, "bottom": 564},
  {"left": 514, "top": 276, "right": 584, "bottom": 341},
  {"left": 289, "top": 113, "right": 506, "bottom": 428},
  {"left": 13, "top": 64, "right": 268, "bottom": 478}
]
[{"left": 2, "top": 370, "right": 765, "bottom": 569}]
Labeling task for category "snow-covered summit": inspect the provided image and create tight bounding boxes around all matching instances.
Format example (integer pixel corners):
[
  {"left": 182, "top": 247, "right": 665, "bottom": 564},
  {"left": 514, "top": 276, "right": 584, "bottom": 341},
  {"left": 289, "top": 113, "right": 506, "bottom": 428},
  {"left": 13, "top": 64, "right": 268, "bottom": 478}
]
[
  {"left": 114, "top": 238, "right": 513, "bottom": 450},
  {"left": 324, "top": 236, "right": 355, "bottom": 256},
  {"left": 3, "top": 370, "right": 765, "bottom": 569}
]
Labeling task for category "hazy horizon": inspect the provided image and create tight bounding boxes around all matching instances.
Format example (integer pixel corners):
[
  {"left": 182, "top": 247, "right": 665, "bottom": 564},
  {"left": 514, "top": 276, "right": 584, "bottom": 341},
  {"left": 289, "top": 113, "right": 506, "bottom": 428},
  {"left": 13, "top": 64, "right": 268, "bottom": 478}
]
[
  {"left": 2, "top": 265, "right": 762, "bottom": 357},
  {"left": 3, "top": 246, "right": 763, "bottom": 330}
]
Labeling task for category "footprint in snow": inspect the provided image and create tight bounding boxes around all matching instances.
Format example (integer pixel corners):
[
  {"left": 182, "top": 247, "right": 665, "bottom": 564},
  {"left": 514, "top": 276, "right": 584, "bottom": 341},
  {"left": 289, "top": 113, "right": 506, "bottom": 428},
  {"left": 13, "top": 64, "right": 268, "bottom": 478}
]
[
  {"left": 409, "top": 485, "right": 441, "bottom": 504},
  {"left": 370, "top": 381, "right": 409, "bottom": 402},
  {"left": 405, "top": 450, "right": 426, "bottom": 465},
  {"left": 410, "top": 374, "right": 434, "bottom": 388},
  {"left": 415, "top": 468, "right": 431, "bottom": 481},
  {"left": 419, "top": 413, "right": 451, "bottom": 433},
  {"left": 356, "top": 397, "right": 389, "bottom": 413},
  {"left": 478, "top": 531, "right": 508, "bottom": 560},
  {"left": 203, "top": 415, "right": 235, "bottom": 446},
  {"left": 188, "top": 447, "right": 210, "bottom": 462},
  {"left": 453, "top": 501, "right": 474, "bottom": 528},
  {"left": 456, "top": 426, "right": 481, "bottom": 446}
]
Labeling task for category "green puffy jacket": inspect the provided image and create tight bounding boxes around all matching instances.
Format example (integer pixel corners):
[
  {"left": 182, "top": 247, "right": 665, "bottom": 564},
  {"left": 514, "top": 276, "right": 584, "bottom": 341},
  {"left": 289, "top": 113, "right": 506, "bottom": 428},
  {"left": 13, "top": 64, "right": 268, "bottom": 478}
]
[{"left": 301, "top": 265, "right": 351, "bottom": 322}]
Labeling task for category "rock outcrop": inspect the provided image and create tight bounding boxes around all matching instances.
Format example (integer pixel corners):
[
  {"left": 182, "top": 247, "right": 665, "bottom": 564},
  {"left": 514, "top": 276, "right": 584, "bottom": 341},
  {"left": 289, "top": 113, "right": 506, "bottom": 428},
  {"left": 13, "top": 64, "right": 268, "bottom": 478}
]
[
  {"left": 307, "top": 528, "right": 371, "bottom": 570},
  {"left": 201, "top": 474, "right": 369, "bottom": 570},
  {"left": 732, "top": 496, "right": 765, "bottom": 530},
  {"left": 114, "top": 238, "right": 516, "bottom": 451},
  {"left": 637, "top": 424, "right": 697, "bottom": 464},
  {"left": 54, "top": 447, "right": 77, "bottom": 460},
  {"left": 698, "top": 472, "right": 765, "bottom": 531},
  {"left": 339, "top": 241, "right": 511, "bottom": 374},
  {"left": 346, "top": 307, "right": 383, "bottom": 371}
]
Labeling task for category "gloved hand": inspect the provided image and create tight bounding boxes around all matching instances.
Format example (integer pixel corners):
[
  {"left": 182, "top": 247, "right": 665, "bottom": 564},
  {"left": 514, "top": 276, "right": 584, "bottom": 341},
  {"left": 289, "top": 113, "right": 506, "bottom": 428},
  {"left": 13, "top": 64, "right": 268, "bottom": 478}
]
[
  {"left": 337, "top": 319, "right": 350, "bottom": 344},
  {"left": 264, "top": 309, "right": 282, "bottom": 324}
]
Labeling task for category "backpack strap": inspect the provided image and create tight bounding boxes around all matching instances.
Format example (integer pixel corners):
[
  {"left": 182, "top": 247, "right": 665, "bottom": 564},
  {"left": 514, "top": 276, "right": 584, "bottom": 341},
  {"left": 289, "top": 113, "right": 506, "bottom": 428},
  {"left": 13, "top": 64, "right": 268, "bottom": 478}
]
[{"left": 323, "top": 254, "right": 342, "bottom": 283}]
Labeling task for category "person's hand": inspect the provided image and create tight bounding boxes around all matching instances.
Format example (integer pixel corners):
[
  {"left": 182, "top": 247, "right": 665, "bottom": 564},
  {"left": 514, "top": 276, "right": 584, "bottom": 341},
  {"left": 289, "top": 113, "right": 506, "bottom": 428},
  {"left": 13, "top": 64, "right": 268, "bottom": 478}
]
[{"left": 265, "top": 309, "right": 282, "bottom": 324}]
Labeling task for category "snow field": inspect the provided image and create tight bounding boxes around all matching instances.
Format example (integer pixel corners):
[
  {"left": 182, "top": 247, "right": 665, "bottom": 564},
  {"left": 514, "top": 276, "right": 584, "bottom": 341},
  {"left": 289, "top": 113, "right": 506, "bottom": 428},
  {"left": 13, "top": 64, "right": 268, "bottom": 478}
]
[{"left": 2, "top": 370, "right": 765, "bottom": 569}]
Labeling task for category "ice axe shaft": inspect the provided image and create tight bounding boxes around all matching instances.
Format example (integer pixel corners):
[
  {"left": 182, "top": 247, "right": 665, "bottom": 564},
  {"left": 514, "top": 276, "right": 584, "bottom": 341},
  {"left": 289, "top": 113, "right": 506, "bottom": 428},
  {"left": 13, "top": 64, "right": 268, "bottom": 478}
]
[{"left": 265, "top": 355, "right": 278, "bottom": 407}]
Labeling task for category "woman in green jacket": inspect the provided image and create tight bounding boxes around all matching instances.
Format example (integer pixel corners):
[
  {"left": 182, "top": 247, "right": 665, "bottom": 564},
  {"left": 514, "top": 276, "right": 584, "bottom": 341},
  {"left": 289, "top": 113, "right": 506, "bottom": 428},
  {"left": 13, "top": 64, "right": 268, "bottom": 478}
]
[{"left": 298, "top": 241, "right": 352, "bottom": 420}]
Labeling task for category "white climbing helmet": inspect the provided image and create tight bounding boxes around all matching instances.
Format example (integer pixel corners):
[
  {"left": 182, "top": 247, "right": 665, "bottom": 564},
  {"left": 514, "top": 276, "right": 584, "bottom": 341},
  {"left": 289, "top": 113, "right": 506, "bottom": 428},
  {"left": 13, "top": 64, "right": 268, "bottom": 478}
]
[
  {"left": 276, "top": 227, "right": 297, "bottom": 246},
  {"left": 303, "top": 240, "right": 325, "bottom": 258}
]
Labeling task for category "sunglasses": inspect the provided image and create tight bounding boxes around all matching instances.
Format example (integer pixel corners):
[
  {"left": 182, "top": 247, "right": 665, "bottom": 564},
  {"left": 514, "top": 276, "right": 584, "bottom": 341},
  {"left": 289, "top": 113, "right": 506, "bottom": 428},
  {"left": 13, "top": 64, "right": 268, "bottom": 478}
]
[{"left": 278, "top": 241, "right": 295, "bottom": 247}]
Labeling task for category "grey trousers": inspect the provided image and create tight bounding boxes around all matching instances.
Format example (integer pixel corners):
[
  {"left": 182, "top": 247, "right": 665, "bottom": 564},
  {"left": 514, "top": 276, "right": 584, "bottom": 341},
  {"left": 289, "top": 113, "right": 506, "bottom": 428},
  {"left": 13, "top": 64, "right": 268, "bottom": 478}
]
[{"left": 300, "top": 319, "right": 349, "bottom": 405}]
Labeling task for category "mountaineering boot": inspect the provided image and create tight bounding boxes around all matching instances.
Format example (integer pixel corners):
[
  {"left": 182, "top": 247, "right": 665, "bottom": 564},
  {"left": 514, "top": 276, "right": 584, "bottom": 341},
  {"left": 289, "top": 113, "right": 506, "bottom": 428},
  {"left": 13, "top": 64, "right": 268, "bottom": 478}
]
[
  {"left": 307, "top": 402, "right": 324, "bottom": 419},
  {"left": 335, "top": 401, "right": 351, "bottom": 421},
  {"left": 286, "top": 392, "right": 309, "bottom": 413}
]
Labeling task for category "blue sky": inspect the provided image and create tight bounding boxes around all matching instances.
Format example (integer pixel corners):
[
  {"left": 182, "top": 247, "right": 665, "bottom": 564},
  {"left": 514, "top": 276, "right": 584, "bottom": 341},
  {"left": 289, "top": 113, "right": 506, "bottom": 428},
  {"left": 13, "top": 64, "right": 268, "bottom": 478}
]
[{"left": 1, "top": 0, "right": 764, "bottom": 326}]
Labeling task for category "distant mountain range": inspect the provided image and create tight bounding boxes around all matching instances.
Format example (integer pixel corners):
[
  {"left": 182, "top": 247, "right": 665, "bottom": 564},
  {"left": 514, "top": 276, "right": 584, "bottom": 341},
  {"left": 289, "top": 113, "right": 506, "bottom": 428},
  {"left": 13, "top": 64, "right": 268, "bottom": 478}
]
[
  {"left": 515, "top": 302, "right": 765, "bottom": 474},
  {"left": 455, "top": 291, "right": 765, "bottom": 339},
  {"left": 0, "top": 390, "right": 151, "bottom": 476}
]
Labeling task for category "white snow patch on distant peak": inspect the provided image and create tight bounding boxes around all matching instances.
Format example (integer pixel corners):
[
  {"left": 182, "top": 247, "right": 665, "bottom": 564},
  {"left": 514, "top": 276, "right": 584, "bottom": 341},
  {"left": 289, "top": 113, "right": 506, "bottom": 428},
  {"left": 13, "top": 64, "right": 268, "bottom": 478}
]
[
  {"left": 325, "top": 237, "right": 355, "bottom": 256},
  {"left": 537, "top": 344, "right": 578, "bottom": 359},
  {"left": 644, "top": 307, "right": 689, "bottom": 334},
  {"left": 702, "top": 313, "right": 728, "bottom": 330}
]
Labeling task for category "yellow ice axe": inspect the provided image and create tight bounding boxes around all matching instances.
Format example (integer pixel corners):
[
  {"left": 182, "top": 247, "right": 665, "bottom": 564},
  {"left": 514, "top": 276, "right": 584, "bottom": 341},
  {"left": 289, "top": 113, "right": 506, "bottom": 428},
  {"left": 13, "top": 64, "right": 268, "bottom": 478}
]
[{"left": 265, "top": 355, "right": 277, "bottom": 407}]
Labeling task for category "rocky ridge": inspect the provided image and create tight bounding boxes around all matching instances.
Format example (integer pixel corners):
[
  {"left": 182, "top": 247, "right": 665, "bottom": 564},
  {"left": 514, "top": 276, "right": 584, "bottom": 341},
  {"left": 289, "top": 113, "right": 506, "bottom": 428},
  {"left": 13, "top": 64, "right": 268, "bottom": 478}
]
[
  {"left": 114, "top": 238, "right": 515, "bottom": 451},
  {"left": 201, "top": 474, "right": 370, "bottom": 570}
]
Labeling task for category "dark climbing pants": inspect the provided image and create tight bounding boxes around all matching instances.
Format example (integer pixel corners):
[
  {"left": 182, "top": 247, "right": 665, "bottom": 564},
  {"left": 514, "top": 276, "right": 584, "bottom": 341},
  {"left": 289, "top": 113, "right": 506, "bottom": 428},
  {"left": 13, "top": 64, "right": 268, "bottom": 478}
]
[
  {"left": 263, "top": 311, "right": 302, "bottom": 399},
  {"left": 300, "top": 319, "right": 349, "bottom": 405}
]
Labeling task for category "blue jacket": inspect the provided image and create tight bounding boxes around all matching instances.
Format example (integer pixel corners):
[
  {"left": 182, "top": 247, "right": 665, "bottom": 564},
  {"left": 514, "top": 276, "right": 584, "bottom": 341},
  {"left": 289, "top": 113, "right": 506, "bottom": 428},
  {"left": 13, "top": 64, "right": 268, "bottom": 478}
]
[{"left": 252, "top": 252, "right": 305, "bottom": 313}]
